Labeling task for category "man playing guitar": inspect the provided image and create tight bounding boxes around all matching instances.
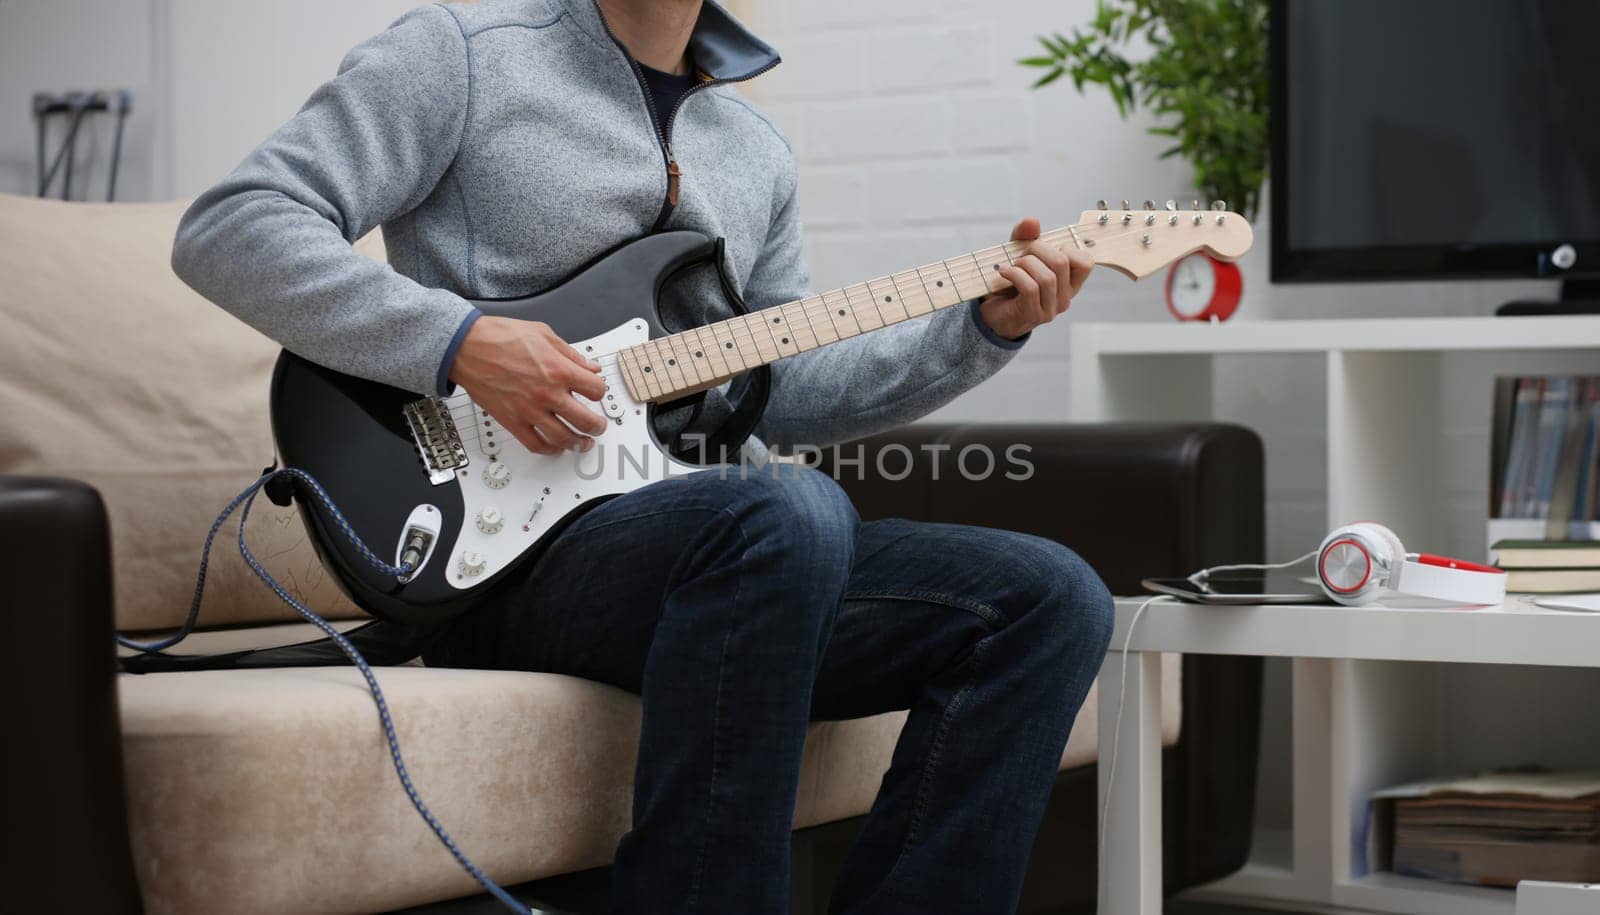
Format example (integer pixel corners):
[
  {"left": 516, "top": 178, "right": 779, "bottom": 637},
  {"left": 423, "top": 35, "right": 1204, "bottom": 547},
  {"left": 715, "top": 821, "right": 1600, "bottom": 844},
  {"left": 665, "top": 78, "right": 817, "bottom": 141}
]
[{"left": 172, "top": 1, "right": 1114, "bottom": 911}]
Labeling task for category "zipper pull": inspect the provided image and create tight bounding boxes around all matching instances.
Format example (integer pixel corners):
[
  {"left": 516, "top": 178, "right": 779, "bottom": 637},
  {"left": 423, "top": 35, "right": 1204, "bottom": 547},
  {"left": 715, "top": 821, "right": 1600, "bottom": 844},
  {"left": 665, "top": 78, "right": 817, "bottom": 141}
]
[{"left": 666, "top": 158, "right": 682, "bottom": 207}]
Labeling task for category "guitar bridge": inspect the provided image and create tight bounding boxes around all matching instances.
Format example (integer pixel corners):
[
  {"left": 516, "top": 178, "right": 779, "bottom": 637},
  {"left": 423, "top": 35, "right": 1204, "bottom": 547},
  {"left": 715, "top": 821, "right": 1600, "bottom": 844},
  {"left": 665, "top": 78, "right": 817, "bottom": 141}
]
[{"left": 403, "top": 397, "right": 469, "bottom": 485}]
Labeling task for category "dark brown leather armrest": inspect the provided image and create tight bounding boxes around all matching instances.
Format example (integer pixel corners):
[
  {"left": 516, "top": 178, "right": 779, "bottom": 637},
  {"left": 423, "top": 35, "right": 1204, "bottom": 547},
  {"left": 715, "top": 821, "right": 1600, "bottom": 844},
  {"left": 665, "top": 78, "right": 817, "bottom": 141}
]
[{"left": 1, "top": 476, "right": 142, "bottom": 913}]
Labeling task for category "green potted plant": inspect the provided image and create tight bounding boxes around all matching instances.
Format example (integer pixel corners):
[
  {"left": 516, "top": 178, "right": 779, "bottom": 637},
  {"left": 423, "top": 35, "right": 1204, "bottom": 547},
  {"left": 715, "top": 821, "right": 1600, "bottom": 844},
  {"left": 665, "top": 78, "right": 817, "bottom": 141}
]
[{"left": 1022, "top": 0, "right": 1270, "bottom": 222}]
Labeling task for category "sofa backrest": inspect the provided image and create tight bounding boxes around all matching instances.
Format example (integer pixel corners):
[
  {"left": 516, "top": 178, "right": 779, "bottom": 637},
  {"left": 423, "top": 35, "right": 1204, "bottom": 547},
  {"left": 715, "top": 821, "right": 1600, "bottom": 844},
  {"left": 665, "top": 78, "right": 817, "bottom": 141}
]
[{"left": 0, "top": 193, "right": 383, "bottom": 631}]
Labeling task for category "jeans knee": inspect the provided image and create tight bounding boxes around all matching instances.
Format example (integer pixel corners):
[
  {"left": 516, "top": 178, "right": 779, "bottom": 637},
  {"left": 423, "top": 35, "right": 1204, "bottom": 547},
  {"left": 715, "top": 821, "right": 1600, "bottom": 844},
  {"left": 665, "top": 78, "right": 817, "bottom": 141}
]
[
  {"left": 740, "top": 465, "right": 856, "bottom": 540},
  {"left": 1010, "top": 535, "right": 1116, "bottom": 659}
]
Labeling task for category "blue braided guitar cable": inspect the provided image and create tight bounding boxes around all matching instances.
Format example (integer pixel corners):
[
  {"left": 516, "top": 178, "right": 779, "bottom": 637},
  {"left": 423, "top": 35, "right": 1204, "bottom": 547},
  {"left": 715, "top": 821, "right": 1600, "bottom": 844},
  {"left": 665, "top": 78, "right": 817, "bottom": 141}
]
[{"left": 118, "top": 469, "right": 532, "bottom": 915}]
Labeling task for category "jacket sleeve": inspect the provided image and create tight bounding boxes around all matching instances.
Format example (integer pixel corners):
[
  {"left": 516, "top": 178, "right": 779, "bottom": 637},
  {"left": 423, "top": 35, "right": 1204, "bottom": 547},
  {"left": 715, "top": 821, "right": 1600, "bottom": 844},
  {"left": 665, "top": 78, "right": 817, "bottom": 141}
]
[
  {"left": 171, "top": 4, "right": 479, "bottom": 397},
  {"left": 743, "top": 162, "right": 1026, "bottom": 451}
]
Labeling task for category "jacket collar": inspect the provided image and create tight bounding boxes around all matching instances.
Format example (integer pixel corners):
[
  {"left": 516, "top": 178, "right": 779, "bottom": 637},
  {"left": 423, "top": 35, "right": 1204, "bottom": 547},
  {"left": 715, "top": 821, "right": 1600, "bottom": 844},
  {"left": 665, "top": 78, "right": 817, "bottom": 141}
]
[{"left": 562, "top": 0, "right": 781, "bottom": 82}]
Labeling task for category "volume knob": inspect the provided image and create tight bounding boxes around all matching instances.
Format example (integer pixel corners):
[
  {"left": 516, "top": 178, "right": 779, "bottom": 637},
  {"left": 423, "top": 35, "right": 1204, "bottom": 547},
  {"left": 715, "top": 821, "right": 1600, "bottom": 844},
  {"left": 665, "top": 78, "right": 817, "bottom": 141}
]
[
  {"left": 476, "top": 507, "right": 504, "bottom": 534},
  {"left": 458, "top": 550, "right": 487, "bottom": 576},
  {"left": 483, "top": 461, "right": 511, "bottom": 489}
]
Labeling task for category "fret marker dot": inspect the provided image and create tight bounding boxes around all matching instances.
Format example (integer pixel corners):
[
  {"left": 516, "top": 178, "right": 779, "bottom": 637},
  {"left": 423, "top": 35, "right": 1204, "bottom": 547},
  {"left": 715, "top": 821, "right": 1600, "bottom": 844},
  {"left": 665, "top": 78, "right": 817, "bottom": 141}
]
[
  {"left": 695, "top": 351, "right": 702, "bottom": 358},
  {"left": 884, "top": 295, "right": 892, "bottom": 303},
  {"left": 936, "top": 280, "right": 944, "bottom": 287},
  {"left": 838, "top": 309, "right": 846, "bottom": 316},
  {"left": 773, "top": 316, "right": 782, "bottom": 323},
  {"left": 643, "top": 366, "right": 651, "bottom": 373},
  {"left": 725, "top": 342, "right": 733, "bottom": 349},
  {"left": 781, "top": 337, "right": 789, "bottom": 345},
  {"left": 667, "top": 359, "right": 676, "bottom": 366}
]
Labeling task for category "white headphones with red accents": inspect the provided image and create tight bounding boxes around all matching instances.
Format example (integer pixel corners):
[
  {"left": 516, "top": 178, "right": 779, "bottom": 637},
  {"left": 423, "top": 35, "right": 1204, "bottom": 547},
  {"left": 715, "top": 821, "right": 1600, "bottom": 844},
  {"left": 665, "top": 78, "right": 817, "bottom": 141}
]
[{"left": 1316, "top": 522, "right": 1506, "bottom": 607}]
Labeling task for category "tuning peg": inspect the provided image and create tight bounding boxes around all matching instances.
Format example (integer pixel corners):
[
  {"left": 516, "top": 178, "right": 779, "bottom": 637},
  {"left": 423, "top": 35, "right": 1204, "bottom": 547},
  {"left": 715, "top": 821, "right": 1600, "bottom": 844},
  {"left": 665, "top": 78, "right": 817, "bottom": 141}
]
[
  {"left": 1211, "top": 200, "right": 1227, "bottom": 211},
  {"left": 1121, "top": 199, "right": 1131, "bottom": 211},
  {"left": 1168, "top": 213, "right": 1180, "bottom": 226},
  {"left": 1143, "top": 199, "right": 1155, "bottom": 210},
  {"left": 1192, "top": 199, "right": 1201, "bottom": 210},
  {"left": 1141, "top": 234, "right": 1152, "bottom": 247},
  {"left": 1097, "top": 199, "right": 1108, "bottom": 210},
  {"left": 1193, "top": 214, "right": 1204, "bottom": 225},
  {"left": 1165, "top": 200, "right": 1177, "bottom": 211}
]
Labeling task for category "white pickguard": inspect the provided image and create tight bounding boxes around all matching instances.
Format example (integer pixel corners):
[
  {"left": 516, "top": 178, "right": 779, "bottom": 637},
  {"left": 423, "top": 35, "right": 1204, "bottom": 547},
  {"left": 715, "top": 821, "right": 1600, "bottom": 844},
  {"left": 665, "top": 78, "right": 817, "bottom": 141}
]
[{"left": 425, "top": 319, "right": 702, "bottom": 589}]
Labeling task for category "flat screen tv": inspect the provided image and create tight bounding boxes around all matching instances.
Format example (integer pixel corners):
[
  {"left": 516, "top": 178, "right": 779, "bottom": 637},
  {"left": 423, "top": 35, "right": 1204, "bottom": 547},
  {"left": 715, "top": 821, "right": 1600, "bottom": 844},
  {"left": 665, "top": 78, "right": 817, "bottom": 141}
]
[{"left": 1271, "top": 0, "right": 1600, "bottom": 296}]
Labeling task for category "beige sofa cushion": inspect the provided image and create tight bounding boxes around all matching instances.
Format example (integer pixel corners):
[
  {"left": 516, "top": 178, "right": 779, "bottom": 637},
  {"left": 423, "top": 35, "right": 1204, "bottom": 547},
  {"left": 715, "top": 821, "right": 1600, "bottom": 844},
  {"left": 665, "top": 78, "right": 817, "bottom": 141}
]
[
  {"left": 0, "top": 193, "right": 388, "bottom": 630},
  {"left": 119, "top": 638, "right": 1179, "bottom": 915}
]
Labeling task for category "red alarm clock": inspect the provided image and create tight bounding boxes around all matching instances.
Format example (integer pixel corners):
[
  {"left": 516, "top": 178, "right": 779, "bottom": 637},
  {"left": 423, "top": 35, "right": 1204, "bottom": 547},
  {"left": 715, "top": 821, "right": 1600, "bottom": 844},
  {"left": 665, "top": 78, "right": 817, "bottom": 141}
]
[{"left": 1165, "top": 252, "right": 1242, "bottom": 322}]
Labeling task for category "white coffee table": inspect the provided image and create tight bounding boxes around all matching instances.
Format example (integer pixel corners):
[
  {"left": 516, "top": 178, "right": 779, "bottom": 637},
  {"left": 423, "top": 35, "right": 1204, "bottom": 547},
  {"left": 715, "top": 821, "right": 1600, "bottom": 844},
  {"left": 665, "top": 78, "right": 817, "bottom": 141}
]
[{"left": 1096, "top": 595, "right": 1600, "bottom": 915}]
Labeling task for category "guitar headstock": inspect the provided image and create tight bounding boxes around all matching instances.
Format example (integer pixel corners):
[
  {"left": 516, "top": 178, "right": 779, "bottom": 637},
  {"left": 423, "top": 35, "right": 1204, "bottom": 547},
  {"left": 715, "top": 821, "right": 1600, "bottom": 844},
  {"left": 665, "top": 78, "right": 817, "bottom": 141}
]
[{"left": 1073, "top": 199, "right": 1253, "bottom": 280}]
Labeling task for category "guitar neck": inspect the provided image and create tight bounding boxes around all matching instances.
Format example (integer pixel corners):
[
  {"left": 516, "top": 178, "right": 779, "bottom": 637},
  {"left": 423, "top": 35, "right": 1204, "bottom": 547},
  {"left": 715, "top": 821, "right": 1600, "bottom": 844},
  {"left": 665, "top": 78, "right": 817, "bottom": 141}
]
[{"left": 616, "top": 227, "right": 1078, "bottom": 404}]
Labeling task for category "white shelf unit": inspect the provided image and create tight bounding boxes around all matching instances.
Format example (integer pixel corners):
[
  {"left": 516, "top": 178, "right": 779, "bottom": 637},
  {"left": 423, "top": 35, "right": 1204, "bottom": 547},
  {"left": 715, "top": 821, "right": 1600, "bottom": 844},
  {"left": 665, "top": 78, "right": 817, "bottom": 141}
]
[
  {"left": 1070, "top": 315, "right": 1600, "bottom": 558},
  {"left": 1100, "top": 596, "right": 1600, "bottom": 915},
  {"left": 1073, "top": 316, "right": 1600, "bottom": 915}
]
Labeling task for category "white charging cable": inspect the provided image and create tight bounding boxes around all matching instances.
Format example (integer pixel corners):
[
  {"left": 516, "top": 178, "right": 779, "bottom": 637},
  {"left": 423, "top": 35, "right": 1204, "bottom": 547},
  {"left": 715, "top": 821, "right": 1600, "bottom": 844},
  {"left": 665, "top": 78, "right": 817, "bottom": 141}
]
[
  {"left": 1186, "top": 549, "right": 1318, "bottom": 587},
  {"left": 1099, "top": 550, "right": 1319, "bottom": 860},
  {"left": 1098, "top": 593, "right": 1170, "bottom": 860}
]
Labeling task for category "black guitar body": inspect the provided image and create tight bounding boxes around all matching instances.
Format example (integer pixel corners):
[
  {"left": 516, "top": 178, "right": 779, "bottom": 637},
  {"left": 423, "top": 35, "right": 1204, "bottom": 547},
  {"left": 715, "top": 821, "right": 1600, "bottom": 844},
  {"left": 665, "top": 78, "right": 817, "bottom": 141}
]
[{"left": 269, "top": 231, "right": 732, "bottom": 624}]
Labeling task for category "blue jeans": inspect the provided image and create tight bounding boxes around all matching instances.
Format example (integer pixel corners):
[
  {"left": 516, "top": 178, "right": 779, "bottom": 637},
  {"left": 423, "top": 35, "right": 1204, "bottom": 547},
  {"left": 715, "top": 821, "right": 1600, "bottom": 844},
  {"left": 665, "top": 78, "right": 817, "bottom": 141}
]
[{"left": 425, "top": 467, "right": 1114, "bottom": 914}]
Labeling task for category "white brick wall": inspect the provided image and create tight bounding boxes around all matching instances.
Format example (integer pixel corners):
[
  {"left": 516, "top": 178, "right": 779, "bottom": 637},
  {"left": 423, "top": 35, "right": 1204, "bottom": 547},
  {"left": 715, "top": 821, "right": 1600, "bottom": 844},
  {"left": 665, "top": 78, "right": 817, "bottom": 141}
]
[{"left": 742, "top": 0, "right": 1558, "bottom": 574}]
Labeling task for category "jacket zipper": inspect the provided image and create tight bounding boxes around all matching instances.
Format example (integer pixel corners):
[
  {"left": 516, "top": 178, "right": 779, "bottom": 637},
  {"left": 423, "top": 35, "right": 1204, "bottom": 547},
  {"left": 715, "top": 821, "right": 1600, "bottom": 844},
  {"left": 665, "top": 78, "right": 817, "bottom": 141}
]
[{"left": 589, "top": 3, "right": 780, "bottom": 231}]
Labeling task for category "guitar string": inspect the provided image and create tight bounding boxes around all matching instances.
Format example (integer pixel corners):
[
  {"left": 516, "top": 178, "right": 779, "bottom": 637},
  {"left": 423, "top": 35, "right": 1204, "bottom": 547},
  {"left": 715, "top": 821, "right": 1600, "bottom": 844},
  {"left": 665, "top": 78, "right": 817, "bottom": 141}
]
[
  {"left": 443, "top": 217, "right": 1232, "bottom": 414},
  {"left": 447, "top": 244, "right": 1172, "bottom": 415}
]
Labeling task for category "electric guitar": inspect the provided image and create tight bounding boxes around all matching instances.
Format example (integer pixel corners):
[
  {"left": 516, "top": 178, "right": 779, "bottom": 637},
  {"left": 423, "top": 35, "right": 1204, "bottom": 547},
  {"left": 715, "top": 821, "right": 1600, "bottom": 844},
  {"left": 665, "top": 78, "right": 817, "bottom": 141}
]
[{"left": 270, "top": 201, "right": 1253, "bottom": 624}]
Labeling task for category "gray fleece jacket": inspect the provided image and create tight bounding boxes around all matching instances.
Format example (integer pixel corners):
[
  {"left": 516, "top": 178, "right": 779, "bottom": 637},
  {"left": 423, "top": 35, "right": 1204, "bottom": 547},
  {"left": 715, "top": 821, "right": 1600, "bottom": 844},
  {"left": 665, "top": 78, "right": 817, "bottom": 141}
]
[{"left": 171, "top": 0, "right": 1024, "bottom": 456}]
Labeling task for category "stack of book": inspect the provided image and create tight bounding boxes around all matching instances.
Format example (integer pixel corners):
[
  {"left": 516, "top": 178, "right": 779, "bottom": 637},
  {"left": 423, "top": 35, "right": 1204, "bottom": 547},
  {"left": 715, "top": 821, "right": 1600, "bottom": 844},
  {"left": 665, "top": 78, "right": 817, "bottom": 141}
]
[
  {"left": 1366, "top": 772, "right": 1600, "bottom": 887},
  {"left": 1492, "top": 375, "right": 1600, "bottom": 523},
  {"left": 1492, "top": 539, "right": 1600, "bottom": 593}
]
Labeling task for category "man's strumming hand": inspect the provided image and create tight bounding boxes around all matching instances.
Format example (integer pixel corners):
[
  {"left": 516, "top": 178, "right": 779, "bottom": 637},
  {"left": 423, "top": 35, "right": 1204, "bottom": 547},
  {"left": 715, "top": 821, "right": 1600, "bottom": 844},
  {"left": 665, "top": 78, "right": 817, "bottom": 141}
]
[
  {"left": 978, "top": 217, "right": 1095, "bottom": 341},
  {"left": 448, "top": 316, "right": 608, "bottom": 456}
]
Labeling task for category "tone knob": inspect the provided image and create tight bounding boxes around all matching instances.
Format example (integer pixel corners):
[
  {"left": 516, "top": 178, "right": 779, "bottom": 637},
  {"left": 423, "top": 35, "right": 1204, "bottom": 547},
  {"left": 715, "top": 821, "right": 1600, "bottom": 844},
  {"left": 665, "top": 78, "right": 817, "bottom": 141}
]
[
  {"left": 483, "top": 461, "right": 511, "bottom": 489},
  {"left": 458, "top": 550, "right": 487, "bottom": 576},
  {"left": 476, "top": 507, "right": 504, "bottom": 534}
]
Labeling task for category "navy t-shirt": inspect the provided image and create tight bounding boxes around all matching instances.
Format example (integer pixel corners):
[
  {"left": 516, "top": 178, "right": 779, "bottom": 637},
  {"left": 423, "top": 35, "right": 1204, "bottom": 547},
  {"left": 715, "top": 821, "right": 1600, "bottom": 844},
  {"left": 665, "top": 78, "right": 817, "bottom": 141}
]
[{"left": 638, "top": 60, "right": 698, "bottom": 126}]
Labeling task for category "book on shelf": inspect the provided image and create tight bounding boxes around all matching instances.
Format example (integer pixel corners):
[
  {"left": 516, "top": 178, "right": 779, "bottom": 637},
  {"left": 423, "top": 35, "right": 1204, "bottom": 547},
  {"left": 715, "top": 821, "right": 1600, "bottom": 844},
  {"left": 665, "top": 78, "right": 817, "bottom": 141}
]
[
  {"left": 1492, "top": 539, "right": 1600, "bottom": 568},
  {"left": 1365, "top": 771, "right": 1600, "bottom": 887},
  {"left": 1502, "top": 568, "right": 1600, "bottom": 593},
  {"left": 1490, "top": 374, "right": 1600, "bottom": 548},
  {"left": 1491, "top": 538, "right": 1600, "bottom": 593}
]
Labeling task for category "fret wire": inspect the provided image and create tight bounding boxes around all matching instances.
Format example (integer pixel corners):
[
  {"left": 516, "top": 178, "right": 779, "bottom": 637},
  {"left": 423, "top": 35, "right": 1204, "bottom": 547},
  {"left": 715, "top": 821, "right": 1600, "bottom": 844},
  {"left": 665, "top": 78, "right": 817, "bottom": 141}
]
[
  {"left": 873, "top": 275, "right": 911, "bottom": 323},
  {"left": 746, "top": 312, "right": 777, "bottom": 362},
  {"left": 877, "top": 275, "right": 907, "bottom": 321},
  {"left": 685, "top": 327, "right": 718, "bottom": 384},
  {"left": 930, "top": 260, "right": 963, "bottom": 304},
  {"left": 849, "top": 282, "right": 888, "bottom": 329},
  {"left": 720, "top": 321, "right": 752, "bottom": 371},
  {"left": 646, "top": 338, "right": 686, "bottom": 393},
  {"left": 757, "top": 308, "right": 786, "bottom": 356},
  {"left": 694, "top": 323, "right": 730, "bottom": 379},
  {"left": 620, "top": 349, "right": 651, "bottom": 399},
  {"left": 808, "top": 294, "right": 840, "bottom": 345},
  {"left": 888, "top": 272, "right": 926, "bottom": 317},
  {"left": 683, "top": 325, "right": 714, "bottom": 380},
  {"left": 908, "top": 268, "right": 937, "bottom": 315},
  {"left": 960, "top": 254, "right": 989, "bottom": 295},
  {"left": 663, "top": 332, "right": 703, "bottom": 388},
  {"left": 774, "top": 301, "right": 804, "bottom": 355},
  {"left": 826, "top": 288, "right": 862, "bottom": 337},
  {"left": 793, "top": 296, "right": 823, "bottom": 349},
  {"left": 652, "top": 335, "right": 690, "bottom": 392},
  {"left": 708, "top": 318, "right": 758, "bottom": 368}
]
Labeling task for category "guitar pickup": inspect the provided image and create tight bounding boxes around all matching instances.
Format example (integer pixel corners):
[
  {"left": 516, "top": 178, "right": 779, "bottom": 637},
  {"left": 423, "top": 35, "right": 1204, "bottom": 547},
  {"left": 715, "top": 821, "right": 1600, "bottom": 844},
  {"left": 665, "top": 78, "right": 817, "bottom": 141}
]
[{"left": 403, "top": 397, "right": 469, "bottom": 485}]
